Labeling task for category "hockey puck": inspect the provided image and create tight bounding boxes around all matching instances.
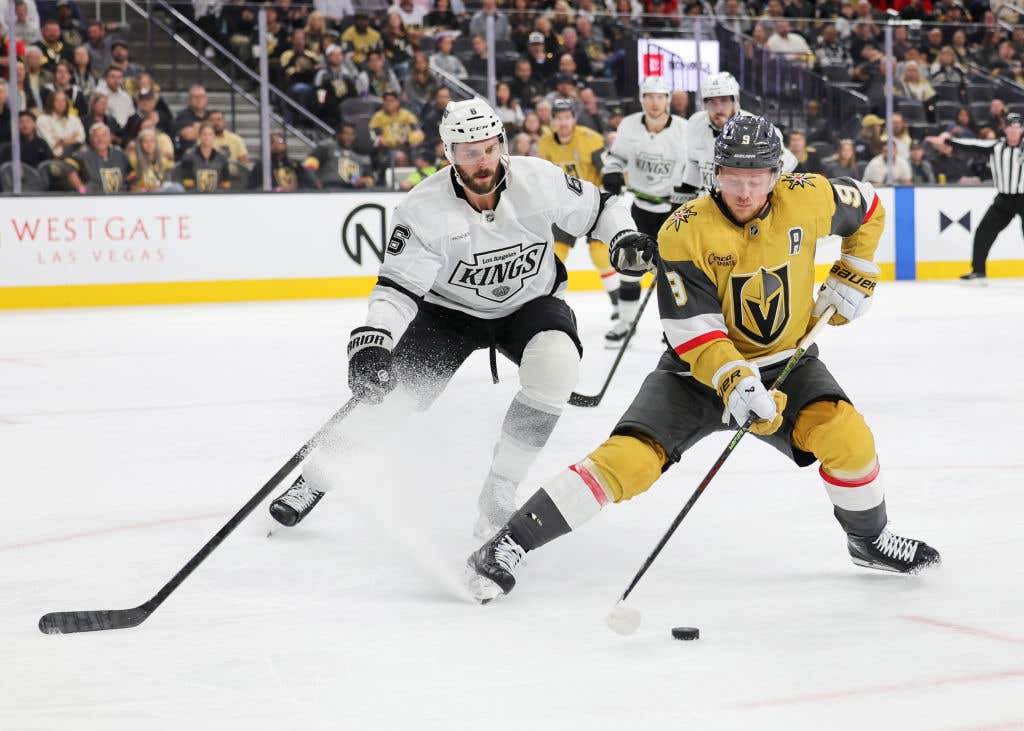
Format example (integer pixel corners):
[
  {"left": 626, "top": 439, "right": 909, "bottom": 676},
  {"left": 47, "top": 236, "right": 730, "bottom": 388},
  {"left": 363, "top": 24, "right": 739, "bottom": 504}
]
[{"left": 671, "top": 626, "right": 700, "bottom": 641}]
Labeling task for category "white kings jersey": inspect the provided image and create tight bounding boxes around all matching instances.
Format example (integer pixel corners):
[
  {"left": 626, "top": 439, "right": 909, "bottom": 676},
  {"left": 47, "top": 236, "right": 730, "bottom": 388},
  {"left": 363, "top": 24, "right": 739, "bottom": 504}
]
[
  {"left": 680, "top": 109, "right": 798, "bottom": 194},
  {"left": 602, "top": 112, "right": 689, "bottom": 214},
  {"left": 365, "top": 155, "right": 635, "bottom": 336}
]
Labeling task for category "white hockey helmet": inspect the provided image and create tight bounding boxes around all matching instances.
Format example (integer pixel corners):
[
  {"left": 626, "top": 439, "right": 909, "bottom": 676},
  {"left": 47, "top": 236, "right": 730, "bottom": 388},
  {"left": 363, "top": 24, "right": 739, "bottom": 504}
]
[
  {"left": 639, "top": 74, "right": 671, "bottom": 97},
  {"left": 440, "top": 98, "right": 506, "bottom": 165},
  {"left": 700, "top": 71, "right": 740, "bottom": 108}
]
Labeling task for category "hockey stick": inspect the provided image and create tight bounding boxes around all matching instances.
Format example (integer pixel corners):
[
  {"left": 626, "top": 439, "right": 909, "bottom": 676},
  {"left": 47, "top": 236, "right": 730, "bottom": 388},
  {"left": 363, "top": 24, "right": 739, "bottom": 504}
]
[
  {"left": 569, "top": 282, "right": 657, "bottom": 408},
  {"left": 606, "top": 307, "right": 836, "bottom": 635},
  {"left": 38, "top": 398, "right": 361, "bottom": 635}
]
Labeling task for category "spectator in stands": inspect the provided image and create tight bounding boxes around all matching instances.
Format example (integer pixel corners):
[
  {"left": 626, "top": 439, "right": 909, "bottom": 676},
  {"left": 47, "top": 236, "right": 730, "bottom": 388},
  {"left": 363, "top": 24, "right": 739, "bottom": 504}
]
[
  {"left": 535, "top": 98, "right": 554, "bottom": 132},
  {"left": 549, "top": 0, "right": 576, "bottom": 33},
  {"left": 83, "top": 90, "right": 122, "bottom": 146},
  {"left": 558, "top": 27, "right": 593, "bottom": 79},
  {"left": 23, "top": 46, "right": 50, "bottom": 113},
  {"left": 223, "top": 0, "right": 257, "bottom": 63},
  {"left": 577, "top": 87, "right": 608, "bottom": 132},
  {"left": 509, "top": 58, "right": 545, "bottom": 109},
  {"left": 613, "top": 0, "right": 640, "bottom": 27},
  {"left": 36, "top": 88, "right": 82, "bottom": 157},
  {"left": 369, "top": 89, "right": 423, "bottom": 166},
  {"left": 341, "top": 12, "right": 382, "bottom": 66},
  {"left": 854, "top": 113, "right": 884, "bottom": 160},
  {"left": 896, "top": 47, "right": 932, "bottom": 84},
  {"left": 465, "top": 33, "right": 491, "bottom": 78},
  {"left": 716, "top": 0, "right": 752, "bottom": 36},
  {"left": 494, "top": 81, "right": 524, "bottom": 128},
  {"left": 121, "top": 87, "right": 161, "bottom": 143},
  {"left": 96, "top": 66, "right": 134, "bottom": 127},
  {"left": 898, "top": 0, "right": 931, "bottom": 21},
  {"left": 526, "top": 30, "right": 556, "bottom": 82},
  {"left": 249, "top": 131, "right": 313, "bottom": 191},
  {"left": 521, "top": 109, "right": 544, "bottom": 146},
  {"left": 946, "top": 106, "right": 978, "bottom": 137},
  {"left": 0, "top": 110, "right": 52, "bottom": 165},
  {"left": 132, "top": 73, "right": 173, "bottom": 132},
  {"left": 822, "top": 138, "right": 862, "bottom": 178},
  {"left": 991, "top": 40, "right": 1023, "bottom": 81},
  {"left": 950, "top": 29, "right": 970, "bottom": 65},
  {"left": 545, "top": 73, "right": 580, "bottom": 113},
  {"left": 281, "top": 28, "right": 320, "bottom": 109},
  {"left": 109, "top": 41, "right": 143, "bottom": 88},
  {"left": 389, "top": 0, "right": 425, "bottom": 28},
  {"left": 852, "top": 47, "right": 887, "bottom": 113},
  {"left": 42, "top": 60, "right": 85, "bottom": 116},
  {"left": 417, "top": 84, "right": 450, "bottom": 142},
  {"left": 403, "top": 51, "right": 436, "bottom": 112},
  {"left": 908, "top": 141, "right": 935, "bottom": 183},
  {"left": 891, "top": 24, "right": 911, "bottom": 60},
  {"left": 357, "top": 49, "right": 402, "bottom": 98},
  {"left": 54, "top": 0, "right": 82, "bottom": 47},
  {"left": 847, "top": 20, "right": 878, "bottom": 64},
  {"left": 208, "top": 110, "right": 248, "bottom": 165},
  {"left": 898, "top": 60, "right": 935, "bottom": 102},
  {"left": 931, "top": 46, "right": 967, "bottom": 87},
  {"left": 424, "top": 0, "right": 459, "bottom": 31},
  {"left": 381, "top": 13, "right": 413, "bottom": 80},
  {"left": 891, "top": 113, "right": 912, "bottom": 160},
  {"left": 173, "top": 84, "right": 209, "bottom": 154},
  {"left": 985, "top": 99, "right": 1008, "bottom": 131},
  {"left": 303, "top": 122, "right": 376, "bottom": 189},
  {"left": 429, "top": 33, "right": 467, "bottom": 80},
  {"left": 928, "top": 133, "right": 971, "bottom": 183},
  {"left": 469, "top": 0, "right": 509, "bottom": 40},
  {"left": 139, "top": 113, "right": 173, "bottom": 163},
  {"left": 83, "top": 20, "right": 111, "bottom": 71},
  {"left": 815, "top": 24, "right": 850, "bottom": 72},
  {"left": 574, "top": 17, "right": 609, "bottom": 76},
  {"left": 803, "top": 99, "right": 830, "bottom": 143},
  {"left": 36, "top": 18, "right": 72, "bottom": 72},
  {"left": 303, "top": 12, "right": 331, "bottom": 55},
  {"left": 11, "top": 60, "right": 28, "bottom": 113},
  {"left": 0, "top": 80, "right": 11, "bottom": 146},
  {"left": 670, "top": 89, "right": 689, "bottom": 118},
  {"left": 399, "top": 145, "right": 440, "bottom": 190},
  {"left": 511, "top": 131, "right": 535, "bottom": 156},
  {"left": 127, "top": 127, "right": 175, "bottom": 191},
  {"left": 71, "top": 44, "right": 96, "bottom": 94},
  {"left": 787, "top": 129, "right": 822, "bottom": 173},
  {"left": 766, "top": 19, "right": 812, "bottom": 68},
  {"left": 833, "top": 1, "right": 855, "bottom": 39},
  {"left": 179, "top": 122, "right": 231, "bottom": 191},
  {"left": 257, "top": 7, "right": 289, "bottom": 66},
  {"left": 13, "top": 1, "right": 41, "bottom": 43},
  {"left": 71, "top": 122, "right": 129, "bottom": 193},
  {"left": 315, "top": 44, "right": 357, "bottom": 126}
]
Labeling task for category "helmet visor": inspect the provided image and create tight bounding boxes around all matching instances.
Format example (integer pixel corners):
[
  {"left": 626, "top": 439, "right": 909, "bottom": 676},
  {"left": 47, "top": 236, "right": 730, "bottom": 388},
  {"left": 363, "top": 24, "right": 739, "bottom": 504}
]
[
  {"left": 450, "top": 136, "right": 505, "bottom": 167},
  {"left": 716, "top": 166, "right": 777, "bottom": 195}
]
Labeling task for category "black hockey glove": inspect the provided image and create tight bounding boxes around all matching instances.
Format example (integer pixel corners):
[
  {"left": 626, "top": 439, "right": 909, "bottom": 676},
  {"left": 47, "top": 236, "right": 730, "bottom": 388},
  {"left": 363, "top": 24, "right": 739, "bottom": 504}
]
[
  {"left": 602, "top": 171, "right": 625, "bottom": 195},
  {"left": 609, "top": 230, "right": 658, "bottom": 276},
  {"left": 347, "top": 326, "right": 396, "bottom": 404}
]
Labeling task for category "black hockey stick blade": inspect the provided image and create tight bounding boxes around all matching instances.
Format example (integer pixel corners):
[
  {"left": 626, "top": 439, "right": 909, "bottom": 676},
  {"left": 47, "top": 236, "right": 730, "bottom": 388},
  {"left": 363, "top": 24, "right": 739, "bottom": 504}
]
[
  {"left": 39, "top": 603, "right": 153, "bottom": 634},
  {"left": 568, "top": 391, "right": 602, "bottom": 407}
]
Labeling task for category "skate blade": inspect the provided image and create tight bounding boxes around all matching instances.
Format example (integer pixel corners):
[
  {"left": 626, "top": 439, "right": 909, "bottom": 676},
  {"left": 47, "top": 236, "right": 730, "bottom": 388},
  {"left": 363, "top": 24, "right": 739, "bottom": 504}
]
[
  {"left": 464, "top": 564, "right": 505, "bottom": 604},
  {"left": 850, "top": 555, "right": 938, "bottom": 575}
]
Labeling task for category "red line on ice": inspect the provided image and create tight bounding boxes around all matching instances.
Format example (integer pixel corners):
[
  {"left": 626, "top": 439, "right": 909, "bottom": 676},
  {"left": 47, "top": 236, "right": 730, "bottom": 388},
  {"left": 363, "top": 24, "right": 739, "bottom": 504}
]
[
  {"left": 903, "top": 615, "right": 1024, "bottom": 646},
  {"left": 936, "top": 722, "right": 1024, "bottom": 731},
  {"left": 733, "top": 668, "right": 1024, "bottom": 709},
  {"left": 0, "top": 511, "right": 224, "bottom": 552}
]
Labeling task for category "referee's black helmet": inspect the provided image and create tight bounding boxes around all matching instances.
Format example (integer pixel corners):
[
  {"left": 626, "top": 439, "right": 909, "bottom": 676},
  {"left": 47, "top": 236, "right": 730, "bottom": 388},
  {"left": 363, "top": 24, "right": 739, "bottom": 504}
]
[{"left": 714, "top": 115, "right": 783, "bottom": 171}]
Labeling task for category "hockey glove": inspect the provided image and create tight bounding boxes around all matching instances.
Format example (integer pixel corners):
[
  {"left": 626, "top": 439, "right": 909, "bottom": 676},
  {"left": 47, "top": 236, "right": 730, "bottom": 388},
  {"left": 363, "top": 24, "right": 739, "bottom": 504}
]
[
  {"left": 348, "top": 326, "right": 396, "bottom": 404},
  {"left": 812, "top": 254, "right": 880, "bottom": 326},
  {"left": 602, "top": 171, "right": 625, "bottom": 195},
  {"left": 718, "top": 364, "right": 788, "bottom": 436},
  {"left": 609, "top": 230, "right": 658, "bottom": 276}
]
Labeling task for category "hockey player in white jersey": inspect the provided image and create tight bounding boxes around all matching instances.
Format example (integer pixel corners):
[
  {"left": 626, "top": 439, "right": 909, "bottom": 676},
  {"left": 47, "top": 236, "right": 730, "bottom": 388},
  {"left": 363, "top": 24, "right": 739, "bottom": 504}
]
[
  {"left": 268, "top": 99, "right": 653, "bottom": 538},
  {"left": 601, "top": 75, "right": 689, "bottom": 343},
  {"left": 679, "top": 71, "right": 797, "bottom": 200}
]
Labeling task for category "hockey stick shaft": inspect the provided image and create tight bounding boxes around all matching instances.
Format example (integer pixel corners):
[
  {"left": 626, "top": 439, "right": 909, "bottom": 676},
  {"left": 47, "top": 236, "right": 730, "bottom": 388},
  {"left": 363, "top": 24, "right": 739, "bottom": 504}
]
[
  {"left": 38, "top": 397, "right": 361, "bottom": 635},
  {"left": 569, "top": 282, "right": 657, "bottom": 407},
  {"left": 615, "top": 309, "right": 835, "bottom": 604}
]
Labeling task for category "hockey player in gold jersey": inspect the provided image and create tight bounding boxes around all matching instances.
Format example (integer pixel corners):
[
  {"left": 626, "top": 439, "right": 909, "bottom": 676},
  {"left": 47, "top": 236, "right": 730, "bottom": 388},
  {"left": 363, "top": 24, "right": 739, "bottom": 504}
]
[
  {"left": 538, "top": 99, "right": 624, "bottom": 345},
  {"left": 466, "top": 115, "right": 940, "bottom": 602}
]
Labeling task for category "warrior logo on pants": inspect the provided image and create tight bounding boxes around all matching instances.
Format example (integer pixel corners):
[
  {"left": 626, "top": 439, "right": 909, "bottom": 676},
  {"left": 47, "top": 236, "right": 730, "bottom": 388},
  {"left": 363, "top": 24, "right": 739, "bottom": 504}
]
[{"left": 730, "top": 263, "right": 791, "bottom": 345}]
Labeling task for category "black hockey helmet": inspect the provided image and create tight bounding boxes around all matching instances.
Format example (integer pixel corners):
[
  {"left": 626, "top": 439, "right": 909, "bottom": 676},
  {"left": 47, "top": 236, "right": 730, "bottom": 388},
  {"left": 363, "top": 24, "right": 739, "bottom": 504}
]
[
  {"left": 552, "top": 98, "right": 576, "bottom": 116},
  {"left": 713, "top": 115, "right": 783, "bottom": 171}
]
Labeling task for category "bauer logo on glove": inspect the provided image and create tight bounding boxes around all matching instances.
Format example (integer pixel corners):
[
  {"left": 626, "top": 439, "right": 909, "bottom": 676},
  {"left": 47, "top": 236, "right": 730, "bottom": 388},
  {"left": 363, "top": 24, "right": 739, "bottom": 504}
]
[{"left": 812, "top": 254, "right": 880, "bottom": 326}]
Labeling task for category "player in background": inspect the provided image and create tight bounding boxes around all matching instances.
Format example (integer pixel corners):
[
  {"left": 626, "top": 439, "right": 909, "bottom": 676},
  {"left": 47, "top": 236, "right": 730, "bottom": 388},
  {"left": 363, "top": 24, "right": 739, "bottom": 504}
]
[
  {"left": 678, "top": 71, "right": 797, "bottom": 201},
  {"left": 268, "top": 99, "right": 653, "bottom": 540},
  {"left": 538, "top": 99, "right": 624, "bottom": 346},
  {"left": 465, "top": 115, "right": 940, "bottom": 602},
  {"left": 601, "top": 75, "right": 690, "bottom": 344}
]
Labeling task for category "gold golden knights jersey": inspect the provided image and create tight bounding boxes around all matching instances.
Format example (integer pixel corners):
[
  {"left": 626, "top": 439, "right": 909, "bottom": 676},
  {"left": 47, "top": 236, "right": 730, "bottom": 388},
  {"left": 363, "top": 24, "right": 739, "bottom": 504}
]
[
  {"left": 537, "top": 125, "right": 606, "bottom": 187},
  {"left": 655, "top": 173, "right": 883, "bottom": 391}
]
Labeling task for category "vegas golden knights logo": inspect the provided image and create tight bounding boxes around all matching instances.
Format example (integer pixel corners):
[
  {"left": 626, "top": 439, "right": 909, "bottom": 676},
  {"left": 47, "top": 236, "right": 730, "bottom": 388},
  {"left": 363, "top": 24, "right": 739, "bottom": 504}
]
[
  {"left": 100, "top": 167, "right": 122, "bottom": 193},
  {"left": 274, "top": 165, "right": 297, "bottom": 190},
  {"left": 197, "top": 168, "right": 218, "bottom": 192},
  {"left": 730, "top": 263, "right": 791, "bottom": 346}
]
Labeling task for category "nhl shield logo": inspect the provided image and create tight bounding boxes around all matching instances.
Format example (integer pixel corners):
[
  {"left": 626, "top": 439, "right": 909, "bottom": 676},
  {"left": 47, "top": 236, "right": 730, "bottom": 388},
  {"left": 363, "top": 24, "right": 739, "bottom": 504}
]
[
  {"left": 450, "top": 242, "right": 547, "bottom": 303},
  {"left": 730, "top": 263, "right": 791, "bottom": 346}
]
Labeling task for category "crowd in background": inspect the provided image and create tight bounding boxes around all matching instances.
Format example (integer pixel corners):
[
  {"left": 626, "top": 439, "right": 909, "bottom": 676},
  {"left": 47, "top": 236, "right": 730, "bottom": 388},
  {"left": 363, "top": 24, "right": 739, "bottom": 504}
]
[{"left": 0, "top": 0, "right": 1019, "bottom": 193}]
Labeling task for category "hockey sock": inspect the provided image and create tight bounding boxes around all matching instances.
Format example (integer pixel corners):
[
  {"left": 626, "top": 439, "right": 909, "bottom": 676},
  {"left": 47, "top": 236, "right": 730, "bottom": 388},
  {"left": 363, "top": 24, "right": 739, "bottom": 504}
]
[
  {"left": 589, "top": 240, "right": 621, "bottom": 302},
  {"left": 488, "top": 390, "right": 562, "bottom": 486},
  {"left": 619, "top": 276, "right": 642, "bottom": 323},
  {"left": 509, "top": 460, "right": 610, "bottom": 551}
]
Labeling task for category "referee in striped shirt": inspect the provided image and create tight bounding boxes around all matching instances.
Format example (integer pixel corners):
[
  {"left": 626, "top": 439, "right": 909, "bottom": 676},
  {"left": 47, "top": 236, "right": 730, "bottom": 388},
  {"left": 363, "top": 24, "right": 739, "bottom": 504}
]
[{"left": 925, "top": 113, "right": 1024, "bottom": 280}]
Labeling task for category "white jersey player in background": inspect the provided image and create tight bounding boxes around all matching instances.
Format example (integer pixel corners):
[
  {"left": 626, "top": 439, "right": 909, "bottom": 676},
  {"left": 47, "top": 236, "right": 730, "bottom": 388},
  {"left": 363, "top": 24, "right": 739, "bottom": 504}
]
[
  {"left": 601, "top": 75, "right": 689, "bottom": 343},
  {"left": 678, "top": 71, "right": 797, "bottom": 200},
  {"left": 268, "top": 99, "right": 653, "bottom": 539}
]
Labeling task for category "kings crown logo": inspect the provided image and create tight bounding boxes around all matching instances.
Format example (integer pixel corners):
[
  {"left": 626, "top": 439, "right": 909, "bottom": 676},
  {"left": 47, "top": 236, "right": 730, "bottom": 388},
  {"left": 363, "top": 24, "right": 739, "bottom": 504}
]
[
  {"left": 450, "top": 243, "right": 547, "bottom": 303},
  {"left": 730, "top": 263, "right": 791, "bottom": 345}
]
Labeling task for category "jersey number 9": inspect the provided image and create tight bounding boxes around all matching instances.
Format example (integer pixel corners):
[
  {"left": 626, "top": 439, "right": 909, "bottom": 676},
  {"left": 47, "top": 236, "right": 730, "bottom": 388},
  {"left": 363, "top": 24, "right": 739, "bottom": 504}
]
[
  {"left": 665, "top": 271, "right": 687, "bottom": 307},
  {"left": 833, "top": 183, "right": 862, "bottom": 208}
]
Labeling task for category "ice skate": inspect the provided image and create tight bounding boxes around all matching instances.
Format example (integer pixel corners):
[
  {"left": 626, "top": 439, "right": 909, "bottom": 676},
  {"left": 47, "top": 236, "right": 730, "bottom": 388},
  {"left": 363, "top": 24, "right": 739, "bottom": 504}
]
[
  {"left": 847, "top": 524, "right": 941, "bottom": 574},
  {"left": 604, "top": 320, "right": 633, "bottom": 349},
  {"left": 465, "top": 526, "right": 526, "bottom": 603},
  {"left": 268, "top": 475, "right": 325, "bottom": 527}
]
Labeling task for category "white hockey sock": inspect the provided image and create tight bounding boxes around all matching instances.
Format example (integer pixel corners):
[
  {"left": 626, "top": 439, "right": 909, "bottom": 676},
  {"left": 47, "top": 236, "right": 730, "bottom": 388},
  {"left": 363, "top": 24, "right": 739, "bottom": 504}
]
[
  {"left": 822, "top": 460, "right": 888, "bottom": 537},
  {"left": 542, "top": 459, "right": 610, "bottom": 530},
  {"left": 602, "top": 270, "right": 621, "bottom": 298},
  {"left": 488, "top": 390, "right": 562, "bottom": 485}
]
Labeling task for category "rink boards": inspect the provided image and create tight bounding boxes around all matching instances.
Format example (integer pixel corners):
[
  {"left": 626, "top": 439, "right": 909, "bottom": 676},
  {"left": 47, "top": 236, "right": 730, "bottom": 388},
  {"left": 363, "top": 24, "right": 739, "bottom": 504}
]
[{"left": 0, "top": 185, "right": 1021, "bottom": 308}]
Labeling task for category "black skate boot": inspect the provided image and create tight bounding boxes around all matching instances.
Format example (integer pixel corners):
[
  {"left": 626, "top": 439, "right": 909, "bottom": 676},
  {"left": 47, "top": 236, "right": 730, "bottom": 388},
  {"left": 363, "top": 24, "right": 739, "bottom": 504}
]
[
  {"left": 847, "top": 524, "right": 941, "bottom": 574},
  {"left": 269, "top": 475, "right": 325, "bottom": 527},
  {"left": 466, "top": 526, "right": 526, "bottom": 604},
  {"left": 603, "top": 320, "right": 633, "bottom": 349}
]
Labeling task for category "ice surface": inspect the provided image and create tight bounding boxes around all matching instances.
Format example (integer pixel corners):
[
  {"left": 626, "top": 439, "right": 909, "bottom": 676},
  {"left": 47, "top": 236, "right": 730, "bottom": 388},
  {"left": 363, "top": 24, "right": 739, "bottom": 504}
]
[{"left": 2, "top": 281, "right": 1023, "bottom": 730}]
